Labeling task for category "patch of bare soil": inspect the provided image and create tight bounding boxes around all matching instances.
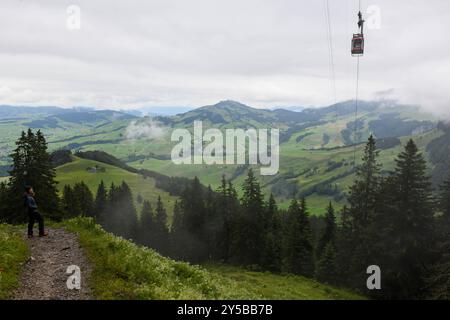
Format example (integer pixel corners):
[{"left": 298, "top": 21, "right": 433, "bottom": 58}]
[{"left": 14, "top": 228, "right": 92, "bottom": 300}]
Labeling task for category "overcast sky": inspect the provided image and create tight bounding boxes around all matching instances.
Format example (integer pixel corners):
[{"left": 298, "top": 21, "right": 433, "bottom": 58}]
[{"left": 0, "top": 0, "right": 449, "bottom": 115}]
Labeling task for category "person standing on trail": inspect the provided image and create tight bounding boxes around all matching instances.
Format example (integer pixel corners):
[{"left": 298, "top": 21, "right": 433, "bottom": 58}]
[{"left": 24, "top": 186, "right": 48, "bottom": 238}]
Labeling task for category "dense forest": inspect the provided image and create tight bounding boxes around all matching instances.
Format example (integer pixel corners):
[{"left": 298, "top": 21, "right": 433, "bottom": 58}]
[{"left": 1, "top": 129, "right": 449, "bottom": 299}]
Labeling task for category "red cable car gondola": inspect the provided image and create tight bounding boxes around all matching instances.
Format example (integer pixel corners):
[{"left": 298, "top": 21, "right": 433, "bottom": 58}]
[
  {"left": 351, "top": 11, "right": 365, "bottom": 56},
  {"left": 351, "top": 33, "right": 364, "bottom": 56}
]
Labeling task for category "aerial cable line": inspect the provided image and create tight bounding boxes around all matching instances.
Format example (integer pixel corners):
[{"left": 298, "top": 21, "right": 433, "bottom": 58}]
[
  {"left": 351, "top": 0, "right": 365, "bottom": 167},
  {"left": 324, "top": 0, "right": 337, "bottom": 104},
  {"left": 353, "top": 56, "right": 360, "bottom": 166}
]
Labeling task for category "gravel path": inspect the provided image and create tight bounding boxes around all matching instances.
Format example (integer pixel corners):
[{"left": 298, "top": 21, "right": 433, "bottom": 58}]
[{"left": 14, "top": 228, "right": 92, "bottom": 300}]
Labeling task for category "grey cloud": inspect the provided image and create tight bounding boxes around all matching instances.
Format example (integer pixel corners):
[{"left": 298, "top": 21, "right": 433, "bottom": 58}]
[
  {"left": 0, "top": 0, "right": 449, "bottom": 117},
  {"left": 125, "top": 118, "right": 168, "bottom": 141}
]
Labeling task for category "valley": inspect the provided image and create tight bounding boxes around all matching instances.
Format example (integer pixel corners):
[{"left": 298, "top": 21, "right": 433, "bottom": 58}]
[{"left": 0, "top": 100, "right": 443, "bottom": 215}]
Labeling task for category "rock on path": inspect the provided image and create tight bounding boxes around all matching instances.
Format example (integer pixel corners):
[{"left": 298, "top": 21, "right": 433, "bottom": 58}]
[{"left": 14, "top": 228, "right": 92, "bottom": 300}]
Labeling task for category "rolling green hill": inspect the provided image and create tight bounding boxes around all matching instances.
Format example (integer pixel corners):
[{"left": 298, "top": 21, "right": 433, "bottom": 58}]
[
  {"left": 0, "top": 101, "right": 444, "bottom": 215},
  {"left": 55, "top": 156, "right": 177, "bottom": 218}
]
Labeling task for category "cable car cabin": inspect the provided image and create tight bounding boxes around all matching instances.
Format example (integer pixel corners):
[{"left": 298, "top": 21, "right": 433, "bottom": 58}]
[{"left": 351, "top": 34, "right": 364, "bottom": 56}]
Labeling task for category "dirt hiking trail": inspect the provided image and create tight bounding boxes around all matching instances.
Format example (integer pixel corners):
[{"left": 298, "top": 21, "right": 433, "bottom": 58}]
[{"left": 14, "top": 228, "right": 92, "bottom": 300}]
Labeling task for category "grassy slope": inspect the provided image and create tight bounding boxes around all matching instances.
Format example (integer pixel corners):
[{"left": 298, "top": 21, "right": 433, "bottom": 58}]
[
  {"left": 126, "top": 128, "right": 443, "bottom": 215},
  {"left": 206, "top": 265, "right": 364, "bottom": 300},
  {"left": 0, "top": 224, "right": 29, "bottom": 299},
  {"left": 63, "top": 217, "right": 363, "bottom": 300},
  {"left": 55, "top": 156, "right": 178, "bottom": 218}
]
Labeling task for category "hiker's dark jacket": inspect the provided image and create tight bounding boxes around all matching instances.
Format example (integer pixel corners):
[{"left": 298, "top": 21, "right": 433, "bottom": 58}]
[{"left": 25, "top": 195, "right": 38, "bottom": 214}]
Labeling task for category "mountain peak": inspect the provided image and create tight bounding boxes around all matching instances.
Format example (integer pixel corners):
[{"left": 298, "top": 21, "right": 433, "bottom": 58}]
[{"left": 213, "top": 100, "right": 251, "bottom": 109}]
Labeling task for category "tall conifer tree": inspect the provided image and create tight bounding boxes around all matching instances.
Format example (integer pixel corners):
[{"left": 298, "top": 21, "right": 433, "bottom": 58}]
[
  {"left": 6, "top": 129, "right": 60, "bottom": 222},
  {"left": 94, "top": 180, "right": 108, "bottom": 222}
]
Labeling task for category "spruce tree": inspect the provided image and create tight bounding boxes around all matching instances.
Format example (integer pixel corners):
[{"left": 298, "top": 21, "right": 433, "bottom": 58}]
[
  {"left": 226, "top": 180, "right": 240, "bottom": 262},
  {"left": 204, "top": 185, "right": 217, "bottom": 259},
  {"left": 315, "top": 242, "right": 337, "bottom": 284},
  {"left": 261, "top": 194, "right": 282, "bottom": 272},
  {"left": 382, "top": 139, "right": 435, "bottom": 299},
  {"left": 346, "top": 135, "right": 382, "bottom": 291},
  {"left": 348, "top": 135, "right": 380, "bottom": 227},
  {"left": 73, "top": 182, "right": 94, "bottom": 217},
  {"left": 440, "top": 177, "right": 450, "bottom": 219},
  {"left": 6, "top": 129, "right": 60, "bottom": 222},
  {"left": 120, "top": 181, "right": 139, "bottom": 240},
  {"left": 233, "top": 169, "right": 265, "bottom": 267},
  {"left": 154, "top": 196, "right": 169, "bottom": 255},
  {"left": 316, "top": 202, "right": 336, "bottom": 259},
  {"left": 139, "top": 200, "right": 155, "bottom": 247},
  {"left": 108, "top": 181, "right": 138, "bottom": 240},
  {"left": 214, "top": 175, "right": 230, "bottom": 261},
  {"left": 180, "top": 176, "right": 208, "bottom": 262},
  {"left": 62, "top": 185, "right": 80, "bottom": 218},
  {"left": 335, "top": 205, "right": 354, "bottom": 285},
  {"left": 34, "top": 130, "right": 60, "bottom": 219},
  {"left": 102, "top": 182, "right": 117, "bottom": 232},
  {"left": 170, "top": 200, "right": 188, "bottom": 260},
  {"left": 0, "top": 182, "right": 8, "bottom": 222},
  {"left": 181, "top": 177, "right": 206, "bottom": 237},
  {"left": 283, "top": 199, "right": 314, "bottom": 277},
  {"left": 426, "top": 176, "right": 450, "bottom": 299},
  {"left": 94, "top": 180, "right": 108, "bottom": 222}
]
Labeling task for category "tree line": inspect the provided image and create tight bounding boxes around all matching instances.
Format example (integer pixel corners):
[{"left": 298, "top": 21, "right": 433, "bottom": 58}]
[{"left": 0, "top": 129, "right": 449, "bottom": 299}]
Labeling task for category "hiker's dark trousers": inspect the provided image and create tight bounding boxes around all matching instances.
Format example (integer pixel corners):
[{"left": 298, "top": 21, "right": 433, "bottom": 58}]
[{"left": 28, "top": 211, "right": 45, "bottom": 236}]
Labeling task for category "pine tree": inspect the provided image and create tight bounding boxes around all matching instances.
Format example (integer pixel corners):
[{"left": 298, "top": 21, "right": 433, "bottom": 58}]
[
  {"left": 94, "top": 180, "right": 107, "bottom": 222},
  {"left": 181, "top": 177, "right": 205, "bottom": 237},
  {"left": 179, "top": 176, "right": 208, "bottom": 262},
  {"left": 316, "top": 202, "right": 336, "bottom": 259},
  {"left": 381, "top": 139, "right": 435, "bottom": 299},
  {"left": 261, "top": 194, "right": 282, "bottom": 272},
  {"left": 170, "top": 200, "right": 188, "bottom": 260},
  {"left": 120, "top": 181, "right": 139, "bottom": 240},
  {"left": 108, "top": 181, "right": 138, "bottom": 240},
  {"left": 315, "top": 242, "right": 337, "bottom": 284},
  {"left": 345, "top": 135, "right": 382, "bottom": 291},
  {"left": 154, "top": 196, "right": 169, "bottom": 255},
  {"left": 348, "top": 135, "right": 381, "bottom": 228},
  {"left": 0, "top": 182, "right": 8, "bottom": 222},
  {"left": 335, "top": 205, "right": 354, "bottom": 284},
  {"left": 426, "top": 176, "right": 450, "bottom": 299},
  {"left": 73, "top": 182, "right": 94, "bottom": 217},
  {"left": 102, "top": 182, "right": 117, "bottom": 232},
  {"left": 5, "top": 129, "right": 60, "bottom": 223},
  {"left": 204, "top": 185, "right": 217, "bottom": 259},
  {"left": 33, "top": 130, "right": 60, "bottom": 219},
  {"left": 225, "top": 180, "right": 240, "bottom": 262},
  {"left": 283, "top": 199, "right": 314, "bottom": 277},
  {"left": 213, "top": 175, "right": 230, "bottom": 262},
  {"left": 62, "top": 185, "right": 81, "bottom": 218},
  {"left": 440, "top": 177, "right": 450, "bottom": 219},
  {"left": 138, "top": 200, "right": 155, "bottom": 247},
  {"left": 61, "top": 182, "right": 94, "bottom": 218},
  {"left": 233, "top": 169, "right": 265, "bottom": 267}
]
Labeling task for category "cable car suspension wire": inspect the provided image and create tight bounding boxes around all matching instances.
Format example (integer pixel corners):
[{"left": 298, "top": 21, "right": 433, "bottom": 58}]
[
  {"left": 352, "top": 0, "right": 364, "bottom": 167},
  {"left": 353, "top": 55, "right": 360, "bottom": 166},
  {"left": 324, "top": 0, "right": 336, "bottom": 103}
]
